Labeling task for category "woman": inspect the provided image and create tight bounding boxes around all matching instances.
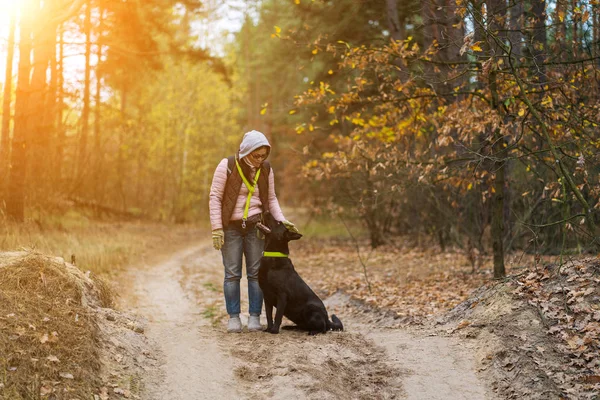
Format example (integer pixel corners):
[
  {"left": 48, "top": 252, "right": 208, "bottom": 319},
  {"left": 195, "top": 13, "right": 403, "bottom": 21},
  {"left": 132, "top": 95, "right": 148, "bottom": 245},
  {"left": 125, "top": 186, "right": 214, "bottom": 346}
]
[{"left": 209, "top": 130, "right": 298, "bottom": 333}]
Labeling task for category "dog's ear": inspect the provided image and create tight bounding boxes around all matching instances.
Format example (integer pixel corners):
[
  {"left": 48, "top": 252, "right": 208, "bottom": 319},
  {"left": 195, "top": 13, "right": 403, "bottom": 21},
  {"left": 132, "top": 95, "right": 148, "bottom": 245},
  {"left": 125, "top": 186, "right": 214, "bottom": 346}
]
[
  {"left": 263, "top": 212, "right": 276, "bottom": 228},
  {"left": 286, "top": 231, "right": 303, "bottom": 241},
  {"left": 256, "top": 222, "right": 271, "bottom": 234}
]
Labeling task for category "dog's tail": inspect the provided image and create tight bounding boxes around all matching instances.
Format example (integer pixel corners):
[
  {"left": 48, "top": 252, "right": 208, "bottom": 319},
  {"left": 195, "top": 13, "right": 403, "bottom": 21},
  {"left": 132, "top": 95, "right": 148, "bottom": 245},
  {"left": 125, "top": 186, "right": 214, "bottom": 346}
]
[{"left": 328, "top": 314, "right": 344, "bottom": 331}]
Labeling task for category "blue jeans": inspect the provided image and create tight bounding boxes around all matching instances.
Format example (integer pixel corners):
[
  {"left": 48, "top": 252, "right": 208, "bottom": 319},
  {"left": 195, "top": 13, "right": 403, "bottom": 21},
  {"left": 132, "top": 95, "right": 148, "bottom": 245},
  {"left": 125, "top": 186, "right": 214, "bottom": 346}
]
[{"left": 221, "top": 224, "right": 264, "bottom": 316}]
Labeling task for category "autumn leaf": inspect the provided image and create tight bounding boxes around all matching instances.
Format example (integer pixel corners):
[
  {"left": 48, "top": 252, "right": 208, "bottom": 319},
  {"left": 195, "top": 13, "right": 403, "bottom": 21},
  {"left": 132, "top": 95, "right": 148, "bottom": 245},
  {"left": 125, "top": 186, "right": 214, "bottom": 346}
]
[
  {"left": 271, "top": 26, "right": 281, "bottom": 39},
  {"left": 456, "top": 320, "right": 471, "bottom": 329},
  {"left": 260, "top": 103, "right": 268, "bottom": 115},
  {"left": 580, "top": 375, "right": 600, "bottom": 384},
  {"left": 470, "top": 43, "right": 483, "bottom": 52},
  {"left": 582, "top": 11, "right": 590, "bottom": 23},
  {"left": 40, "top": 385, "right": 53, "bottom": 396}
]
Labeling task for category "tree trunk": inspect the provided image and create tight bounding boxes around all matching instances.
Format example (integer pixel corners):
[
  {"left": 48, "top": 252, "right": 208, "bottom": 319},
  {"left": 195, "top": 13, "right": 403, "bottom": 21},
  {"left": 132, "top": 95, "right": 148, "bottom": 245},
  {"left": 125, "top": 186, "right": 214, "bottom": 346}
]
[
  {"left": 554, "top": 0, "right": 567, "bottom": 57},
  {"left": 28, "top": 0, "right": 57, "bottom": 206},
  {"left": 55, "top": 26, "right": 65, "bottom": 183},
  {"left": 386, "top": 0, "right": 404, "bottom": 42},
  {"left": 596, "top": 3, "right": 600, "bottom": 95},
  {"left": 572, "top": 0, "right": 578, "bottom": 58},
  {"left": 7, "top": 1, "right": 34, "bottom": 221},
  {"left": 508, "top": 0, "right": 524, "bottom": 59},
  {"left": 491, "top": 157, "right": 506, "bottom": 278},
  {"left": 78, "top": 0, "right": 92, "bottom": 179},
  {"left": 485, "top": 0, "right": 508, "bottom": 51},
  {"left": 38, "top": 0, "right": 59, "bottom": 194},
  {"left": 0, "top": 9, "right": 16, "bottom": 193},
  {"left": 529, "top": 0, "right": 547, "bottom": 84},
  {"left": 94, "top": 8, "right": 105, "bottom": 204},
  {"left": 489, "top": 69, "right": 506, "bottom": 278}
]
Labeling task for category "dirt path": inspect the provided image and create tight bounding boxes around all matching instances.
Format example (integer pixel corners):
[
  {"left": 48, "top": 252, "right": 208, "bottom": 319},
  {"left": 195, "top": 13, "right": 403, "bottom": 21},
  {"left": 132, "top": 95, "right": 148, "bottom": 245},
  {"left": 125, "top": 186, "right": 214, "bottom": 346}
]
[
  {"left": 123, "top": 245, "right": 238, "bottom": 399},
  {"left": 122, "top": 243, "right": 496, "bottom": 399}
]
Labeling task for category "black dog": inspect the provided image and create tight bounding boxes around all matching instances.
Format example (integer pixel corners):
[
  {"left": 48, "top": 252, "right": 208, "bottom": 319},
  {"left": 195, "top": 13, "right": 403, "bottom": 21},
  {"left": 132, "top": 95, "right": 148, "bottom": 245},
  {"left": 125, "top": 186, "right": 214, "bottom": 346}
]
[{"left": 257, "top": 213, "right": 343, "bottom": 335}]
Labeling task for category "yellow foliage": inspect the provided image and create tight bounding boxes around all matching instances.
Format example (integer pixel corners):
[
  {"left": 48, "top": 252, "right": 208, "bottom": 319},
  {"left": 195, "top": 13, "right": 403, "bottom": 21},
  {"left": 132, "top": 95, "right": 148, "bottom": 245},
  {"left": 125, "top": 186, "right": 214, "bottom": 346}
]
[
  {"left": 272, "top": 26, "right": 281, "bottom": 38},
  {"left": 471, "top": 43, "right": 483, "bottom": 52},
  {"left": 351, "top": 117, "right": 365, "bottom": 126}
]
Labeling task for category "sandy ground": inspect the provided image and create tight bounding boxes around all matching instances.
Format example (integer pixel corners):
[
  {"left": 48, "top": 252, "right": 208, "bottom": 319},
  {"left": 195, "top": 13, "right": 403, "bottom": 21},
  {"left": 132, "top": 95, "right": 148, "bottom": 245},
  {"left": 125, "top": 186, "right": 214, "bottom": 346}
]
[{"left": 120, "top": 243, "right": 497, "bottom": 399}]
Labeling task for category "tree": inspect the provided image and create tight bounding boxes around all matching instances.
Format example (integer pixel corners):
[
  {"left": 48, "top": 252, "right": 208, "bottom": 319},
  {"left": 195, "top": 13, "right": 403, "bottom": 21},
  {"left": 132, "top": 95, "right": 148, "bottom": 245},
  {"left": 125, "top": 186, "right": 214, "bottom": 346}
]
[
  {"left": 293, "top": 0, "right": 600, "bottom": 277},
  {"left": 0, "top": 7, "right": 16, "bottom": 193},
  {"left": 7, "top": 0, "right": 34, "bottom": 221}
]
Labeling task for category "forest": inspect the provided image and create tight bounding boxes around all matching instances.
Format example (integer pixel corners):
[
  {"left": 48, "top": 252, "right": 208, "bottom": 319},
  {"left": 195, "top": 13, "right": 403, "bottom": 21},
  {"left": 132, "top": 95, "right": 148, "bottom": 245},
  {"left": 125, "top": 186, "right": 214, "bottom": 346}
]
[
  {"left": 1, "top": 0, "right": 599, "bottom": 277},
  {"left": 0, "top": 0, "right": 599, "bottom": 398}
]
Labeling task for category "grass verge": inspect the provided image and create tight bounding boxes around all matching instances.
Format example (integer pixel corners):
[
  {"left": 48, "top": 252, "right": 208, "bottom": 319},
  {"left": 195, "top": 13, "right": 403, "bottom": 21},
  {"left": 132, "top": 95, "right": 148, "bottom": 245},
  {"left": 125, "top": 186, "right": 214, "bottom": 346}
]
[
  {"left": 0, "top": 213, "right": 206, "bottom": 399},
  {"left": 0, "top": 213, "right": 205, "bottom": 277}
]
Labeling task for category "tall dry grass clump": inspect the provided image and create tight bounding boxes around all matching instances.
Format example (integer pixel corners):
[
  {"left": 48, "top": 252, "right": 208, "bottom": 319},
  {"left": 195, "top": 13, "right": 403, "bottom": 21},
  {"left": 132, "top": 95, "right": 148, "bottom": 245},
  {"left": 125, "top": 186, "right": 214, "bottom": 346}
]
[{"left": 0, "top": 252, "right": 105, "bottom": 399}]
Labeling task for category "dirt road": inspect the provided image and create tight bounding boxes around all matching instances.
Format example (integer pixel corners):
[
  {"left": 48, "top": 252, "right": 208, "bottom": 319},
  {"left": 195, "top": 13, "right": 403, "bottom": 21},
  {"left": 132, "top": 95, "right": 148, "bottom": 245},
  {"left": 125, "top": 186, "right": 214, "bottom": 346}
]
[{"left": 123, "top": 244, "right": 496, "bottom": 399}]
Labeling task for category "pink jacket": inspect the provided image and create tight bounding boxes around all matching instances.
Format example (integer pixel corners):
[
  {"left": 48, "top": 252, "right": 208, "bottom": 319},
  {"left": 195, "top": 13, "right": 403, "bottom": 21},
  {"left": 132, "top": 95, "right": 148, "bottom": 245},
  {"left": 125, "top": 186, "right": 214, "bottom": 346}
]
[{"left": 209, "top": 158, "right": 286, "bottom": 230}]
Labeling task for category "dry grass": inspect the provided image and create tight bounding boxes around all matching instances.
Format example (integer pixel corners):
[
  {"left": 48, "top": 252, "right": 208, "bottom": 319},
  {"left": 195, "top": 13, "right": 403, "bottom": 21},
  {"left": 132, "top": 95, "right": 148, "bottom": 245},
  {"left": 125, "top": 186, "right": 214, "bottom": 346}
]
[
  {"left": 0, "top": 253, "right": 100, "bottom": 399},
  {"left": 0, "top": 212, "right": 205, "bottom": 277},
  {"left": 0, "top": 212, "right": 206, "bottom": 399}
]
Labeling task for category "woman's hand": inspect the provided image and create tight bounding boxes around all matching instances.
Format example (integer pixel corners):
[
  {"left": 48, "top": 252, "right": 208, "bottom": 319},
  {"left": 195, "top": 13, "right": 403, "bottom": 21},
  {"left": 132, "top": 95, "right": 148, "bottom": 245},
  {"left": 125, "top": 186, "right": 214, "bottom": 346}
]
[
  {"left": 282, "top": 220, "right": 299, "bottom": 234},
  {"left": 212, "top": 229, "right": 224, "bottom": 250}
]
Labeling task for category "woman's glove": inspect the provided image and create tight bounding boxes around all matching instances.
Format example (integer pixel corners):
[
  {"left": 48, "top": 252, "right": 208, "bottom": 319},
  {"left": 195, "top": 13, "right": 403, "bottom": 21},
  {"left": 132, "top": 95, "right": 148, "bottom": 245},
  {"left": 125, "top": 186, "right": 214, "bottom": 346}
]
[
  {"left": 212, "top": 229, "right": 224, "bottom": 250},
  {"left": 282, "top": 220, "right": 299, "bottom": 233}
]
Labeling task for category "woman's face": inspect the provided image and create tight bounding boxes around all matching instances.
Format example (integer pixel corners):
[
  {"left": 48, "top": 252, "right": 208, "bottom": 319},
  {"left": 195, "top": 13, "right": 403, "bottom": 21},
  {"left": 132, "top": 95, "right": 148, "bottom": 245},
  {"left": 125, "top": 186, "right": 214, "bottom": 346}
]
[{"left": 247, "top": 147, "right": 268, "bottom": 167}]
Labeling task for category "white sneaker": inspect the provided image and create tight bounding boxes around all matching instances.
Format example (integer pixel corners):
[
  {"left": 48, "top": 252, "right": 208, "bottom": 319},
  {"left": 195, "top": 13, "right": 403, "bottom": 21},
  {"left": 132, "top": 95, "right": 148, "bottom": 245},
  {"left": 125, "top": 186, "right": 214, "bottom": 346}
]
[
  {"left": 227, "top": 316, "right": 242, "bottom": 333},
  {"left": 247, "top": 315, "right": 262, "bottom": 332}
]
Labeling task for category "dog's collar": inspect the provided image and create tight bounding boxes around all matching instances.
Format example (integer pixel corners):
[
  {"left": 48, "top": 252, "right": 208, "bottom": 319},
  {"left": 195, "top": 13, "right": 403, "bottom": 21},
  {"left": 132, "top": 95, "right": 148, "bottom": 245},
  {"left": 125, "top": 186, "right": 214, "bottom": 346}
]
[{"left": 263, "top": 251, "right": 289, "bottom": 258}]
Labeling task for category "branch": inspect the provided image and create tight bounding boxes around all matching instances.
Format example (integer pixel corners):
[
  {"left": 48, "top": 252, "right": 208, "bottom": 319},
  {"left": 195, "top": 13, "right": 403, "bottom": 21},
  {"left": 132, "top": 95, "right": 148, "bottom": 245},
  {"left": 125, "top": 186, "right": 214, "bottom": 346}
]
[{"left": 337, "top": 213, "right": 373, "bottom": 294}]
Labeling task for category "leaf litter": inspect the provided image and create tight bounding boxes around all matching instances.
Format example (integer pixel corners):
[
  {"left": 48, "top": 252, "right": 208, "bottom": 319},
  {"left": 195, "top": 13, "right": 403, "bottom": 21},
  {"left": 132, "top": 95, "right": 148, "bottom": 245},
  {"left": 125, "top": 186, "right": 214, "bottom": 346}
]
[{"left": 0, "top": 251, "right": 155, "bottom": 400}]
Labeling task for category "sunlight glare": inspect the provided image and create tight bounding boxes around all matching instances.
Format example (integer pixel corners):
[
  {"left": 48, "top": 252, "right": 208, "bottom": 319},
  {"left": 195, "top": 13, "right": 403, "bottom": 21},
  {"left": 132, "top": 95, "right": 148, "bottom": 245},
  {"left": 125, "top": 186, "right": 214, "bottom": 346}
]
[{"left": 0, "top": 0, "right": 18, "bottom": 15}]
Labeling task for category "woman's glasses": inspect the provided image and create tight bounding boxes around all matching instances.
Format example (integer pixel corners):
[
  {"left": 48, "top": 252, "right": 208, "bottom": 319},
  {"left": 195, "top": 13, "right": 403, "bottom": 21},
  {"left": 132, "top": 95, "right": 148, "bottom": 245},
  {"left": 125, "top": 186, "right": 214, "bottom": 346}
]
[{"left": 251, "top": 151, "right": 268, "bottom": 161}]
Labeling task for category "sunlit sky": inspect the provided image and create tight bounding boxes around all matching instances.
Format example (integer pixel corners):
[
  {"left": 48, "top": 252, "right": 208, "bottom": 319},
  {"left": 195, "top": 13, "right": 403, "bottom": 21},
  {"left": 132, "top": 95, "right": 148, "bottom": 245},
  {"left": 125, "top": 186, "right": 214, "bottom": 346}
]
[{"left": 0, "top": 1, "right": 245, "bottom": 86}]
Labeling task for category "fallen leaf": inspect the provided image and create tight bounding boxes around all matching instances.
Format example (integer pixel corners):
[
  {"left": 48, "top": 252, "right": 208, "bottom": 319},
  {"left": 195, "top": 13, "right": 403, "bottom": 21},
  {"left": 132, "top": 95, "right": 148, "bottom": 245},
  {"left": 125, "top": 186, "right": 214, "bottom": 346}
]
[
  {"left": 456, "top": 320, "right": 471, "bottom": 330},
  {"left": 580, "top": 375, "right": 600, "bottom": 384},
  {"left": 47, "top": 355, "right": 60, "bottom": 363},
  {"left": 99, "top": 387, "right": 109, "bottom": 400},
  {"left": 40, "top": 385, "right": 53, "bottom": 396}
]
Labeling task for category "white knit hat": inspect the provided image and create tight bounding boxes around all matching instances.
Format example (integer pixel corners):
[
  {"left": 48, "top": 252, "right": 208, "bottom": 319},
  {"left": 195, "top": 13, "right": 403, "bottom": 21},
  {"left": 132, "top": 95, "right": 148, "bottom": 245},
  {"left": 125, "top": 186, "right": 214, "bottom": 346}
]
[{"left": 238, "top": 130, "right": 271, "bottom": 159}]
